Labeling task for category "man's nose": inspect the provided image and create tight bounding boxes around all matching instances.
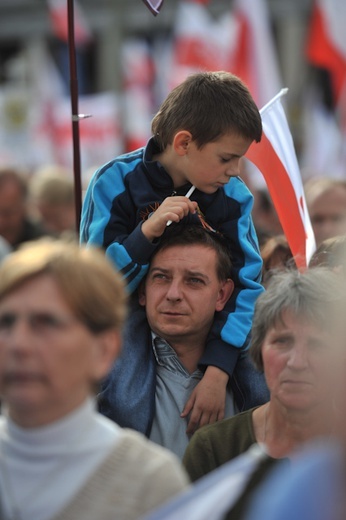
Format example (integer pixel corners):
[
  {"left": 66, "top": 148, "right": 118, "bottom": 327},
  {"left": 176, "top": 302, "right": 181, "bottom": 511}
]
[{"left": 165, "top": 280, "right": 183, "bottom": 301}]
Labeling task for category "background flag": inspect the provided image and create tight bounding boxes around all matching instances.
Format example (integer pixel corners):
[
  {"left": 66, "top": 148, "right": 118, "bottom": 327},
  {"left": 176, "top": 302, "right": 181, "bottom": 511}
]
[
  {"left": 231, "top": 0, "right": 282, "bottom": 107},
  {"left": 47, "top": 0, "right": 92, "bottom": 45},
  {"left": 246, "top": 89, "right": 316, "bottom": 269},
  {"left": 306, "top": 0, "right": 346, "bottom": 103}
]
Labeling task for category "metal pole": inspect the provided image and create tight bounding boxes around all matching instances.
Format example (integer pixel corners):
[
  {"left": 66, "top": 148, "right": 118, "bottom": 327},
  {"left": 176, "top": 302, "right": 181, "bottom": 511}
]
[{"left": 67, "top": 0, "right": 82, "bottom": 236}]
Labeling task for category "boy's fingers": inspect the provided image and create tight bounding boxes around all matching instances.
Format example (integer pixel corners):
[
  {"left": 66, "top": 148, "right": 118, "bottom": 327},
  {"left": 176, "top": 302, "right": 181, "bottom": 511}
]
[
  {"left": 186, "top": 411, "right": 202, "bottom": 435},
  {"left": 181, "top": 396, "right": 195, "bottom": 418}
]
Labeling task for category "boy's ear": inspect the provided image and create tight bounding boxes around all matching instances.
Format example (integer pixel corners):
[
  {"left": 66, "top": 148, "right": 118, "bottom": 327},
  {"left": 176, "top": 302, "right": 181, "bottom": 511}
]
[{"left": 173, "top": 131, "right": 193, "bottom": 156}]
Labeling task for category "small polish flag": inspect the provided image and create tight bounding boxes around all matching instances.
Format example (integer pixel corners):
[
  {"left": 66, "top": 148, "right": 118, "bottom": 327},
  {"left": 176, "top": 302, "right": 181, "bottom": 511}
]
[{"left": 246, "top": 89, "right": 316, "bottom": 269}]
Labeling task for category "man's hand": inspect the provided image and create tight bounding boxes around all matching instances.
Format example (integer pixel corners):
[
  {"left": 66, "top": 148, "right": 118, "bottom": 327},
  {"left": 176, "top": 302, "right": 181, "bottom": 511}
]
[
  {"left": 141, "top": 196, "right": 197, "bottom": 241},
  {"left": 181, "top": 366, "right": 229, "bottom": 435}
]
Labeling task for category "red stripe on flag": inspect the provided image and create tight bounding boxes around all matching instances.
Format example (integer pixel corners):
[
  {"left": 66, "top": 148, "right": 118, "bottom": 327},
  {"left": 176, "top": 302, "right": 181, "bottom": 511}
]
[{"left": 247, "top": 133, "right": 308, "bottom": 269}]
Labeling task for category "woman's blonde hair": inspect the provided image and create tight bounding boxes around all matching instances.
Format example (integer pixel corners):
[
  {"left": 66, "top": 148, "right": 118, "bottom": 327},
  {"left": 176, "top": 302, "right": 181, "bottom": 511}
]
[{"left": 0, "top": 238, "right": 127, "bottom": 333}]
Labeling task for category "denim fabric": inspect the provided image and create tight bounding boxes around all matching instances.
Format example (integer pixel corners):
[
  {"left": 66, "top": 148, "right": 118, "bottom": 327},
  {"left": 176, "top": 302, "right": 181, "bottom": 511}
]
[
  {"left": 98, "top": 299, "right": 156, "bottom": 436},
  {"left": 230, "top": 352, "right": 270, "bottom": 412}
]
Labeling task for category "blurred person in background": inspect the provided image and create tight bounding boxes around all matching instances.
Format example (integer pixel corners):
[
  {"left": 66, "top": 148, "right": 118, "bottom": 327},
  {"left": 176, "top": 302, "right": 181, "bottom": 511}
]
[
  {"left": 260, "top": 234, "right": 294, "bottom": 287},
  {"left": 304, "top": 177, "right": 346, "bottom": 247},
  {"left": 251, "top": 188, "right": 283, "bottom": 247},
  {"left": 0, "top": 235, "right": 11, "bottom": 264},
  {"left": 0, "top": 167, "right": 49, "bottom": 249},
  {"left": 29, "top": 165, "right": 77, "bottom": 240},
  {"left": 0, "top": 239, "right": 189, "bottom": 520},
  {"left": 309, "top": 234, "right": 346, "bottom": 275}
]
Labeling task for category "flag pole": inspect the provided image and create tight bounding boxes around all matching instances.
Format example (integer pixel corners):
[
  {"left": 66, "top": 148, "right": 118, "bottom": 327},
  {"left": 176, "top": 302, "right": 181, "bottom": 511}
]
[
  {"left": 259, "top": 88, "right": 289, "bottom": 115},
  {"left": 67, "top": 0, "right": 82, "bottom": 236}
]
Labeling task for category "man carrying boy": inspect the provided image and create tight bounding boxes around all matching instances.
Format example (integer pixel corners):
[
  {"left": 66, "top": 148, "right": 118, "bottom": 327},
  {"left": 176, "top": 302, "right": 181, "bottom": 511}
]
[
  {"left": 81, "top": 71, "right": 264, "bottom": 430},
  {"left": 98, "top": 225, "right": 268, "bottom": 458}
]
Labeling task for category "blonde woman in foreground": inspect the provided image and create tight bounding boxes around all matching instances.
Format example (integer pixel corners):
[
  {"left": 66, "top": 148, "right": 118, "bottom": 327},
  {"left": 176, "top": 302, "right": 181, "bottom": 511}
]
[{"left": 0, "top": 239, "right": 189, "bottom": 520}]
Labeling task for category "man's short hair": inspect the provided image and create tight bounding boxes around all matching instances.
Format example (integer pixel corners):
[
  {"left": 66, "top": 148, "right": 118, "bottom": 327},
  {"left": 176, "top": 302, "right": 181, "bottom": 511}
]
[{"left": 153, "top": 224, "right": 233, "bottom": 281}]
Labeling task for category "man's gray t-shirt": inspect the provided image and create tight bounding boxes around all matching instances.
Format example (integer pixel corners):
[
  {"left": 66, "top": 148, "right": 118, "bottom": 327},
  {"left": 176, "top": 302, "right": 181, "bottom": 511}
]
[{"left": 149, "top": 335, "right": 237, "bottom": 459}]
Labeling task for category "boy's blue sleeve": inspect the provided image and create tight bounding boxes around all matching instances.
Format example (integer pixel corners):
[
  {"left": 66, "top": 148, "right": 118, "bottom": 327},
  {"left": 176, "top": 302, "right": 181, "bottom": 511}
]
[
  {"left": 80, "top": 155, "right": 157, "bottom": 294},
  {"left": 199, "top": 177, "right": 264, "bottom": 377}
]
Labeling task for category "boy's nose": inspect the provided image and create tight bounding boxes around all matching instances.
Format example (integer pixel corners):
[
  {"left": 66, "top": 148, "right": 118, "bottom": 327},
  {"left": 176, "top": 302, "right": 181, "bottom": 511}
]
[{"left": 226, "top": 161, "right": 240, "bottom": 178}]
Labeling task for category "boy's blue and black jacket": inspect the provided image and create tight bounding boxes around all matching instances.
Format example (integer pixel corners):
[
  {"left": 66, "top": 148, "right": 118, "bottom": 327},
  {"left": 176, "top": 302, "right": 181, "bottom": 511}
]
[{"left": 80, "top": 137, "right": 264, "bottom": 377}]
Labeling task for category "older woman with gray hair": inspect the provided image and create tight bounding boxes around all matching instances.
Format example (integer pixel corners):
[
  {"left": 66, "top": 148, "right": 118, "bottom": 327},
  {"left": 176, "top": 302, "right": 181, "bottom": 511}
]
[{"left": 183, "top": 267, "right": 344, "bottom": 483}]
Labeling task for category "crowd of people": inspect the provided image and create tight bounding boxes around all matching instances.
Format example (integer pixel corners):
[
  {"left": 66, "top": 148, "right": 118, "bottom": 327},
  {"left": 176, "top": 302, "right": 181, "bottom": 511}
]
[{"left": 0, "top": 70, "right": 346, "bottom": 520}]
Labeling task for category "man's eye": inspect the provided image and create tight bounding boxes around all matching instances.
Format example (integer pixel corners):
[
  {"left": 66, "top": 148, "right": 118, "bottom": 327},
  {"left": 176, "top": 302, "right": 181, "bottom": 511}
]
[
  {"left": 188, "top": 278, "right": 204, "bottom": 285},
  {"left": 152, "top": 274, "right": 168, "bottom": 280}
]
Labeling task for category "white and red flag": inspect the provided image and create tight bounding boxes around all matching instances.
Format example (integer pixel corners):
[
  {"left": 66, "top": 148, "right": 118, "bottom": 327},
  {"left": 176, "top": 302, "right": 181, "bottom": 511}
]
[{"left": 246, "top": 89, "right": 316, "bottom": 270}]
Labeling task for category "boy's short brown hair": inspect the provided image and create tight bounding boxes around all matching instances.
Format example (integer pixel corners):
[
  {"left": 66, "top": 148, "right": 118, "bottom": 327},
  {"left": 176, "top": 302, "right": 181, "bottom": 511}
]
[{"left": 151, "top": 71, "right": 262, "bottom": 151}]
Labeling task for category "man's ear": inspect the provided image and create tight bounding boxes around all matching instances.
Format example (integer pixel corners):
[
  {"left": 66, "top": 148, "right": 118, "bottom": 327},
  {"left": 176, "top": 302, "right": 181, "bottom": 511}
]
[
  {"left": 215, "top": 279, "right": 234, "bottom": 312},
  {"left": 172, "top": 131, "right": 193, "bottom": 156},
  {"left": 138, "top": 280, "right": 146, "bottom": 307}
]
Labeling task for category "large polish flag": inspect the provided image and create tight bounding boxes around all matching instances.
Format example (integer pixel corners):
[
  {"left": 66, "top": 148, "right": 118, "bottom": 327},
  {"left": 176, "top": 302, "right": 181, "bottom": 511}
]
[
  {"left": 306, "top": 0, "right": 346, "bottom": 103},
  {"left": 246, "top": 90, "right": 316, "bottom": 269}
]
